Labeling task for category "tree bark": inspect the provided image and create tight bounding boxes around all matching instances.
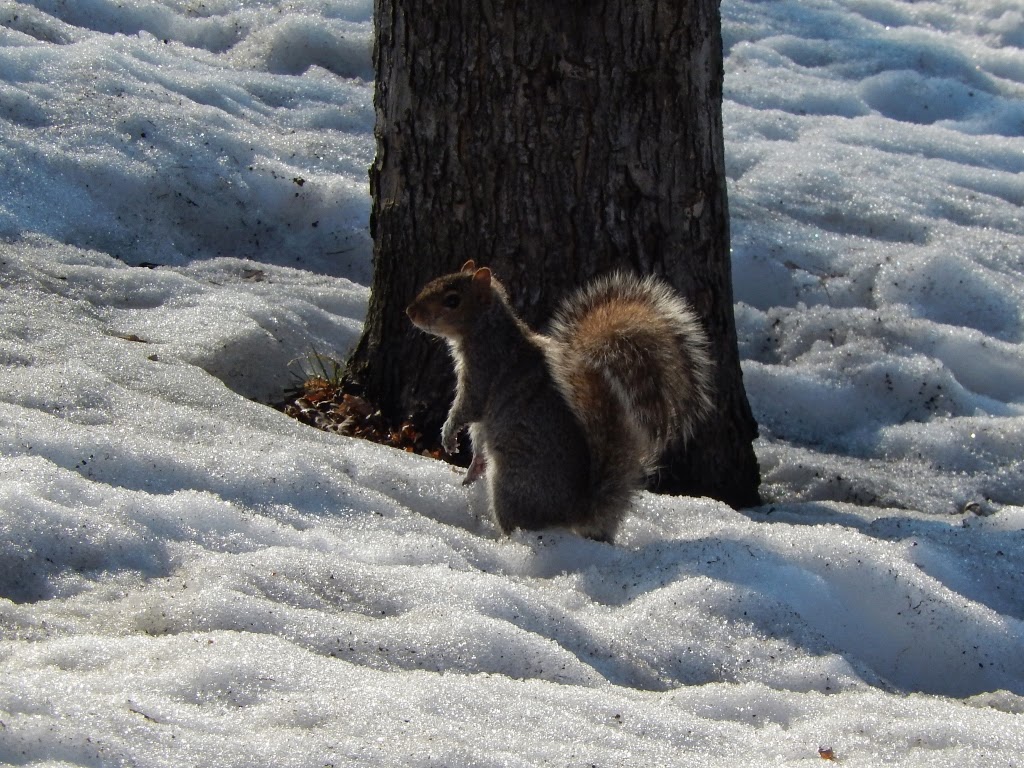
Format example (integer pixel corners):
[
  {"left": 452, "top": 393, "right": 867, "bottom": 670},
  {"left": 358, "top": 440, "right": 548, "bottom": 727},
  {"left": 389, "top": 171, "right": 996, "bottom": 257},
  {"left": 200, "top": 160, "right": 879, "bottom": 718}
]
[{"left": 344, "top": 0, "right": 761, "bottom": 508}]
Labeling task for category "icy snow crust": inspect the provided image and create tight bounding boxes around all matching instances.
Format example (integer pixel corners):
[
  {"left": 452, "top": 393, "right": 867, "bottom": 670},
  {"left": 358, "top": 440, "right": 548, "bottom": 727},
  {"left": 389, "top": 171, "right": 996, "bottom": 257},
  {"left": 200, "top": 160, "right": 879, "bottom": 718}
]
[{"left": 1, "top": 0, "right": 1023, "bottom": 766}]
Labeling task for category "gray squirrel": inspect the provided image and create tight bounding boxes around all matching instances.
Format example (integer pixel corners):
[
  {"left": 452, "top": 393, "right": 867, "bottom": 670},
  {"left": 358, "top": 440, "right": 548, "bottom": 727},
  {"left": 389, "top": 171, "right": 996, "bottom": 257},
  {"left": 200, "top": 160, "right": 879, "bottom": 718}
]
[{"left": 406, "top": 261, "right": 714, "bottom": 543}]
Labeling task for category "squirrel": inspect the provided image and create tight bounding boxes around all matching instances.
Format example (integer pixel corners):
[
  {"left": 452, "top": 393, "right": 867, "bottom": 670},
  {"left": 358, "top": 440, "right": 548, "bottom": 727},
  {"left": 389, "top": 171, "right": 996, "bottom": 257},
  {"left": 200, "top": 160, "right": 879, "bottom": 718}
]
[{"left": 406, "top": 260, "right": 714, "bottom": 544}]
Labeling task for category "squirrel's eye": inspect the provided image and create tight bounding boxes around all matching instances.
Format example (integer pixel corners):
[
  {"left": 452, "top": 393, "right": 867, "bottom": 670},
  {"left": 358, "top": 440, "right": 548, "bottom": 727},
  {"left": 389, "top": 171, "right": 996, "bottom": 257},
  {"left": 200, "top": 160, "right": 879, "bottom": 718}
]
[{"left": 442, "top": 293, "right": 461, "bottom": 309}]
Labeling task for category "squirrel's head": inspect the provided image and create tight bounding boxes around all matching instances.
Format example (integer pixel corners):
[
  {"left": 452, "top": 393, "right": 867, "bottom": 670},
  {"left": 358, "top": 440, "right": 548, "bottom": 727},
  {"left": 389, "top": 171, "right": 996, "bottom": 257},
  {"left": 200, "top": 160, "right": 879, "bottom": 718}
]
[{"left": 406, "top": 260, "right": 498, "bottom": 340}]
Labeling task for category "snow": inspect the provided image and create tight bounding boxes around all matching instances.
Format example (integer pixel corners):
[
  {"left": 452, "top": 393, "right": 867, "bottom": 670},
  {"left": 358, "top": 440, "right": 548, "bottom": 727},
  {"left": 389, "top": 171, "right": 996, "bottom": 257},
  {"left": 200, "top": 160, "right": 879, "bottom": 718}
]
[{"left": 1, "top": 0, "right": 1022, "bottom": 765}]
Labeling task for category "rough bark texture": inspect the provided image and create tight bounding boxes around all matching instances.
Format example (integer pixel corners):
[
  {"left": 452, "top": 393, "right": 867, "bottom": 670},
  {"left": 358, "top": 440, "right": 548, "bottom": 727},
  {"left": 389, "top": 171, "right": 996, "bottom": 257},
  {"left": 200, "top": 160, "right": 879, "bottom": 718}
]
[{"left": 344, "top": 0, "right": 761, "bottom": 508}]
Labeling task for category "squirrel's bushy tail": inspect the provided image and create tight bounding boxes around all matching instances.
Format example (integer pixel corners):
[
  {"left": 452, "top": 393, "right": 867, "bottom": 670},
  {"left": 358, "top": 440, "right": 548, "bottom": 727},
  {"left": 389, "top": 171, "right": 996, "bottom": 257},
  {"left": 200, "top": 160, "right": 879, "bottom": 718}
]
[
  {"left": 550, "top": 273, "right": 714, "bottom": 454},
  {"left": 548, "top": 274, "right": 714, "bottom": 539}
]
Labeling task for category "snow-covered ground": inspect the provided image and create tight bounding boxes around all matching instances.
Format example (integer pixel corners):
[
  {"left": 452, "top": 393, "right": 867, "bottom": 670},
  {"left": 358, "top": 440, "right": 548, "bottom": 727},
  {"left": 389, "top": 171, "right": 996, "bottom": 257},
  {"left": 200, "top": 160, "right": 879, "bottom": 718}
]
[{"left": 1, "top": 1, "right": 1022, "bottom": 765}]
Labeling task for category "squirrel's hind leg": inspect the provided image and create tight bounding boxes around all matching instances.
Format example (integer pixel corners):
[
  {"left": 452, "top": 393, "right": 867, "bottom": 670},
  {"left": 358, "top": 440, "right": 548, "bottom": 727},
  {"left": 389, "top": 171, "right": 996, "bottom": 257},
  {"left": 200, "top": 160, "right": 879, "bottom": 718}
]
[
  {"left": 571, "top": 520, "right": 617, "bottom": 544},
  {"left": 486, "top": 472, "right": 520, "bottom": 536},
  {"left": 485, "top": 465, "right": 565, "bottom": 536}
]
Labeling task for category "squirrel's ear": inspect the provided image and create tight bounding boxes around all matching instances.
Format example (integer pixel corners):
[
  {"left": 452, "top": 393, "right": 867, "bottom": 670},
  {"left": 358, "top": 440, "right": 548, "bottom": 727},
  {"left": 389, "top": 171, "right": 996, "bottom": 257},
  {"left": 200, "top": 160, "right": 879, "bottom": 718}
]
[
  {"left": 472, "top": 267, "right": 492, "bottom": 293},
  {"left": 460, "top": 260, "right": 476, "bottom": 273}
]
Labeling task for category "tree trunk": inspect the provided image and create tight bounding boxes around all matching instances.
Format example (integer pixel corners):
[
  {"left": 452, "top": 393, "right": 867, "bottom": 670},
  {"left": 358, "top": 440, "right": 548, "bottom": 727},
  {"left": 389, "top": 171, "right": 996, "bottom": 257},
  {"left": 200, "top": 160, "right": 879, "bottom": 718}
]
[{"left": 344, "top": 0, "right": 761, "bottom": 508}]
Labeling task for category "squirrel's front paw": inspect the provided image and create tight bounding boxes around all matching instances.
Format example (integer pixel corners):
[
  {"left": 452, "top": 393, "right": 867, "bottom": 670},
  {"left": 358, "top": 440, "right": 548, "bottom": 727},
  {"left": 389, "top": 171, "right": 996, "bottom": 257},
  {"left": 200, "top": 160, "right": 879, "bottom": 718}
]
[
  {"left": 441, "top": 422, "right": 461, "bottom": 454},
  {"left": 462, "top": 453, "right": 487, "bottom": 485}
]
